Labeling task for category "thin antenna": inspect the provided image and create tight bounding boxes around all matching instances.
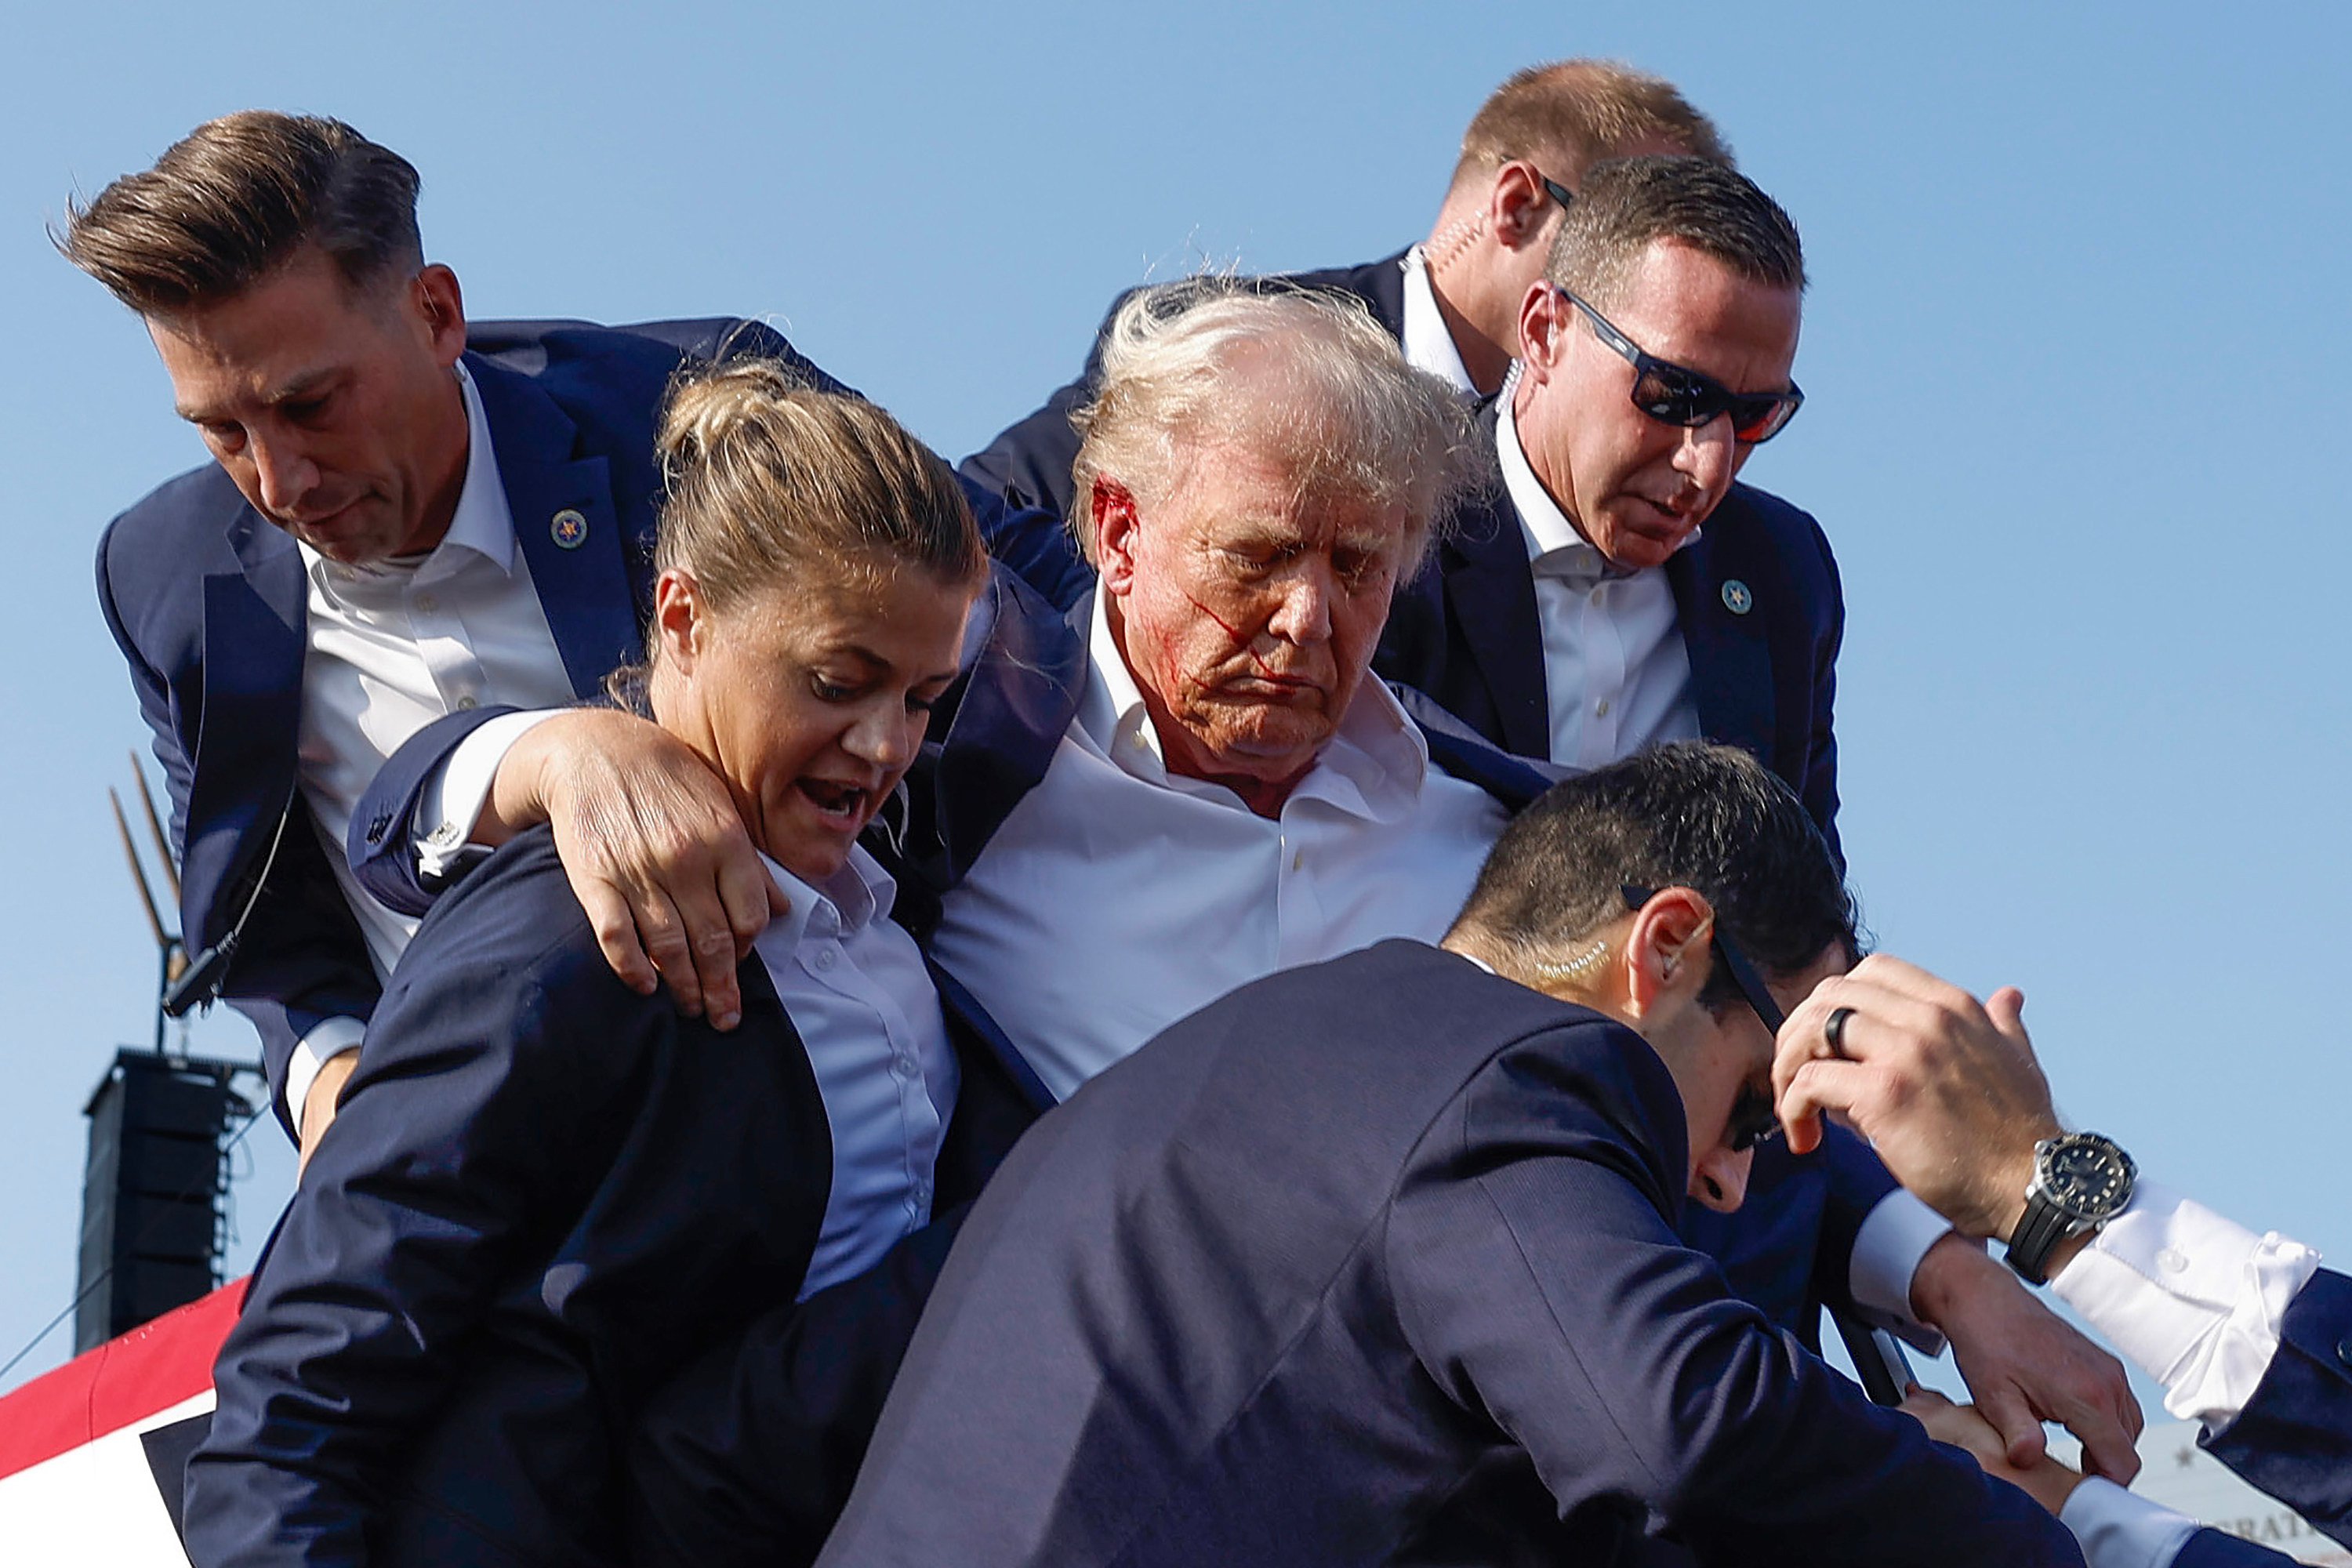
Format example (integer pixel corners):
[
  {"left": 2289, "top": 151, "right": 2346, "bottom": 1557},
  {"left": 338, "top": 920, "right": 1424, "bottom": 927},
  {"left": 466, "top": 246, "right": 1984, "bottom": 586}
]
[
  {"left": 128, "top": 750, "right": 180, "bottom": 902},
  {"left": 109, "top": 789, "right": 172, "bottom": 954},
  {"left": 111, "top": 763, "right": 189, "bottom": 1054}
]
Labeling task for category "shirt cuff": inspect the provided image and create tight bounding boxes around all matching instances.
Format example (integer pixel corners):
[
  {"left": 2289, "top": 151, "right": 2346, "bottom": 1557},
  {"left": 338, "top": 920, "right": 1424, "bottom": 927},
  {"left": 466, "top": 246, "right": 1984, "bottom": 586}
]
[
  {"left": 415, "top": 709, "right": 561, "bottom": 882},
  {"left": 1848, "top": 1186, "right": 1955, "bottom": 1351},
  {"left": 2060, "top": 1476, "right": 2199, "bottom": 1568},
  {"left": 2052, "top": 1179, "right": 2322, "bottom": 1429},
  {"left": 285, "top": 1015, "right": 366, "bottom": 1135}
]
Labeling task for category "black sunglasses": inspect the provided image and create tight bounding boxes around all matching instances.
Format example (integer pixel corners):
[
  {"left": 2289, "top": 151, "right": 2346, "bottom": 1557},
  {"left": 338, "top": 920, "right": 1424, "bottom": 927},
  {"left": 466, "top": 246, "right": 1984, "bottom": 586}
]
[
  {"left": 1538, "top": 172, "right": 1576, "bottom": 212},
  {"left": 1621, "top": 885, "right": 1784, "bottom": 1152},
  {"left": 1560, "top": 288, "right": 1804, "bottom": 445}
]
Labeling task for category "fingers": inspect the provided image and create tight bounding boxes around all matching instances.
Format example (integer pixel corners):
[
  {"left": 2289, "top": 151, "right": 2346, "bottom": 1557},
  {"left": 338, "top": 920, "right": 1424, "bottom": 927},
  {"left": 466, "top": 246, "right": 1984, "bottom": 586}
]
[
  {"left": 1775, "top": 1056, "right": 1876, "bottom": 1150},
  {"left": 1973, "top": 1380, "right": 2049, "bottom": 1469},
  {"left": 1898, "top": 1386, "right": 1956, "bottom": 1421},
  {"left": 718, "top": 850, "right": 784, "bottom": 957},
  {"left": 2056, "top": 1353, "right": 2145, "bottom": 1483},
  {"left": 577, "top": 877, "right": 662, "bottom": 997},
  {"left": 688, "top": 920, "right": 743, "bottom": 1033},
  {"left": 633, "top": 884, "right": 708, "bottom": 1019}
]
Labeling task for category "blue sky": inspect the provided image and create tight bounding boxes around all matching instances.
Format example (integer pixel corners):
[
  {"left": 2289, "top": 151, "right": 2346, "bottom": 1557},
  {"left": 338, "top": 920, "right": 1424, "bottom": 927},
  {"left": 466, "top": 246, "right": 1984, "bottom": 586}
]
[{"left": 2, "top": 1, "right": 2346, "bottom": 1402}]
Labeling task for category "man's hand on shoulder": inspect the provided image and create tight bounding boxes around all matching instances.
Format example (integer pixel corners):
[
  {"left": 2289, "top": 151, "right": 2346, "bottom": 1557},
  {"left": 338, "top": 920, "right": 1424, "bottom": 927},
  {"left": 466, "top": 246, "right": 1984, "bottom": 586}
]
[{"left": 492, "top": 710, "right": 786, "bottom": 1030}]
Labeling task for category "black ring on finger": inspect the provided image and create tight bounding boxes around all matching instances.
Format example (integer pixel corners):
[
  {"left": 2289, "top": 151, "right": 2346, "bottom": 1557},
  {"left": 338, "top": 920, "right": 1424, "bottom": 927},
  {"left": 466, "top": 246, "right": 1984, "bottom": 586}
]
[{"left": 1824, "top": 1005, "right": 1856, "bottom": 1059}]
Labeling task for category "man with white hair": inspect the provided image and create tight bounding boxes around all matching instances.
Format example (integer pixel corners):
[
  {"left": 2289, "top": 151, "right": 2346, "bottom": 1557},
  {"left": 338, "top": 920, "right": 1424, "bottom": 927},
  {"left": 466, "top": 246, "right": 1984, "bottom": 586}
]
[
  {"left": 354, "top": 281, "right": 2140, "bottom": 1560},
  {"left": 962, "top": 59, "right": 1724, "bottom": 535}
]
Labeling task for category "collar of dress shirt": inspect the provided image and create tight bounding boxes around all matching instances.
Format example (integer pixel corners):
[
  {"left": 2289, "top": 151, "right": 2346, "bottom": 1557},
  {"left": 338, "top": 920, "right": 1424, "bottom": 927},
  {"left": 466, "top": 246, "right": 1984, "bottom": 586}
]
[
  {"left": 297, "top": 358, "right": 518, "bottom": 589},
  {"left": 757, "top": 843, "right": 896, "bottom": 957},
  {"left": 1399, "top": 247, "right": 1477, "bottom": 396},
  {"left": 1075, "top": 587, "right": 1430, "bottom": 818},
  {"left": 436, "top": 359, "right": 519, "bottom": 573},
  {"left": 1494, "top": 380, "right": 1697, "bottom": 582}
]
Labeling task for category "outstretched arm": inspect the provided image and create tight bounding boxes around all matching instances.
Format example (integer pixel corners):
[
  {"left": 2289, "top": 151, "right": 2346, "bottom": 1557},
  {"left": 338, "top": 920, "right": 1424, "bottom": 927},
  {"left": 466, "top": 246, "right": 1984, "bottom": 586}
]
[
  {"left": 1388, "top": 1034, "right": 2083, "bottom": 1566},
  {"left": 350, "top": 704, "right": 782, "bottom": 1030}
]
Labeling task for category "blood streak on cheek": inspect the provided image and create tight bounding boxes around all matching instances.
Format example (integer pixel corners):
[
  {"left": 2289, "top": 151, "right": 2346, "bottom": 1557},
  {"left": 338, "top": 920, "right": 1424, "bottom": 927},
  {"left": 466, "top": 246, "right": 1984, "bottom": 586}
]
[{"left": 1182, "top": 593, "right": 1282, "bottom": 681}]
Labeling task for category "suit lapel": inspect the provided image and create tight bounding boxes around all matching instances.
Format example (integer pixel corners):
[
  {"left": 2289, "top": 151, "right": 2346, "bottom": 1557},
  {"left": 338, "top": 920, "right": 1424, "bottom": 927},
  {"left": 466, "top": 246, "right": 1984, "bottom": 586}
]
[
  {"left": 1668, "top": 527, "right": 1775, "bottom": 763},
  {"left": 1352, "top": 249, "right": 1410, "bottom": 337},
  {"left": 1441, "top": 472, "right": 1553, "bottom": 760},
  {"left": 927, "top": 565, "right": 1090, "bottom": 887},
  {"left": 185, "top": 512, "right": 307, "bottom": 947},
  {"left": 470, "top": 354, "right": 645, "bottom": 696}
]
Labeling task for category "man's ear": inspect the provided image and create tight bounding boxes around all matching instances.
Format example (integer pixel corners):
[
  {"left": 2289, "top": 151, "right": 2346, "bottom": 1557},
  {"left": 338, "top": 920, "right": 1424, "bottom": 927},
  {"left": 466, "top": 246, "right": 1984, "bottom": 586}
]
[
  {"left": 412, "top": 263, "right": 469, "bottom": 369},
  {"left": 1622, "top": 887, "right": 1711, "bottom": 1020},
  {"left": 1091, "top": 478, "right": 1142, "bottom": 599},
  {"left": 1517, "top": 282, "right": 1570, "bottom": 384},
  {"left": 1487, "top": 161, "right": 1557, "bottom": 252},
  {"left": 651, "top": 568, "right": 706, "bottom": 673}
]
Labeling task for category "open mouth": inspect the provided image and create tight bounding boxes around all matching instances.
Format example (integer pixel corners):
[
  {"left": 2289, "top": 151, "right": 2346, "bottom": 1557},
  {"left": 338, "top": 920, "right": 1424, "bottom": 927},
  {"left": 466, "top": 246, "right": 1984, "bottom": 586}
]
[{"left": 797, "top": 777, "right": 872, "bottom": 826}]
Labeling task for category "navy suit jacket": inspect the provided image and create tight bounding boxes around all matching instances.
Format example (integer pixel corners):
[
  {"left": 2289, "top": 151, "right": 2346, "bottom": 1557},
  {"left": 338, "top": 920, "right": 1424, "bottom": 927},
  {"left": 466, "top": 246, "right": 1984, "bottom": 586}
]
[
  {"left": 354, "top": 561, "right": 1892, "bottom": 1348},
  {"left": 1374, "top": 405, "right": 1846, "bottom": 863},
  {"left": 960, "top": 250, "right": 1408, "bottom": 535},
  {"left": 95, "top": 317, "right": 843, "bottom": 1133},
  {"left": 2195, "top": 1267, "right": 2352, "bottom": 1548},
  {"left": 819, "top": 940, "right": 2078, "bottom": 1568},
  {"left": 182, "top": 829, "right": 1026, "bottom": 1568},
  {"left": 894, "top": 569, "right": 1896, "bottom": 1344}
]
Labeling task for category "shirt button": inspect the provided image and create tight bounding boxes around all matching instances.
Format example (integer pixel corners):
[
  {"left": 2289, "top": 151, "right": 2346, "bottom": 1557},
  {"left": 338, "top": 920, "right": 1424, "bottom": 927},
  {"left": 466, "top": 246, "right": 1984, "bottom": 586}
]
[
  {"left": 2157, "top": 1247, "right": 2188, "bottom": 1274},
  {"left": 2336, "top": 1337, "right": 2352, "bottom": 1370},
  {"left": 813, "top": 947, "right": 837, "bottom": 972},
  {"left": 1588, "top": 586, "right": 1606, "bottom": 604},
  {"left": 455, "top": 695, "right": 479, "bottom": 711},
  {"left": 1290, "top": 850, "right": 1304, "bottom": 872},
  {"left": 1594, "top": 698, "right": 1611, "bottom": 717},
  {"left": 415, "top": 593, "right": 438, "bottom": 613}
]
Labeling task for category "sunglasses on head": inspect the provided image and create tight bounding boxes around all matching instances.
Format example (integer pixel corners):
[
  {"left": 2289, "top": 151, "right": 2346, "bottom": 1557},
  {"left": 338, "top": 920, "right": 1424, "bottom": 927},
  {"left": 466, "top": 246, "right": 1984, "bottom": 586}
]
[
  {"left": 1621, "top": 885, "right": 1784, "bottom": 1153},
  {"left": 1562, "top": 289, "right": 1805, "bottom": 446}
]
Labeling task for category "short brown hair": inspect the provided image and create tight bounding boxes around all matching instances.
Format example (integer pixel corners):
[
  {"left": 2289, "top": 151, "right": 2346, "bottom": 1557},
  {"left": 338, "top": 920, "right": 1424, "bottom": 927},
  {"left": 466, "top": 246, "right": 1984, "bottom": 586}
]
[
  {"left": 58, "top": 111, "right": 423, "bottom": 314},
  {"left": 653, "top": 361, "right": 982, "bottom": 620},
  {"left": 1452, "top": 741, "right": 1856, "bottom": 1004},
  {"left": 1545, "top": 155, "right": 1806, "bottom": 310},
  {"left": 1451, "top": 60, "right": 1730, "bottom": 191}
]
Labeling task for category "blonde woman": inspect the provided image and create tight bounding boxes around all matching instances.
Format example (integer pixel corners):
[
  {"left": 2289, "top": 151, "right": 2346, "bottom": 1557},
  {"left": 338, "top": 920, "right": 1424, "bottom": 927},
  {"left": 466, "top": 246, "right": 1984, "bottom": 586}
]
[{"left": 184, "top": 367, "right": 1011, "bottom": 1568}]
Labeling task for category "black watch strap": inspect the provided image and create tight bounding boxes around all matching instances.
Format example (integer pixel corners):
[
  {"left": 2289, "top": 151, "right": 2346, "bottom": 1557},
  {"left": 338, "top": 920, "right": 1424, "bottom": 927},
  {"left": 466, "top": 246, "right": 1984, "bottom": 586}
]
[{"left": 2005, "top": 1192, "right": 2075, "bottom": 1286}]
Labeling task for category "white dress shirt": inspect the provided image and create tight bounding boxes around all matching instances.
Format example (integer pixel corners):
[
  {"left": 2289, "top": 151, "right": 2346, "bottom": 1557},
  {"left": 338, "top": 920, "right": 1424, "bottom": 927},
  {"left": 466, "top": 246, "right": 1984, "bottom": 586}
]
[
  {"left": 2054, "top": 1181, "right": 2323, "bottom": 1430},
  {"left": 753, "top": 847, "right": 960, "bottom": 1300},
  {"left": 928, "top": 592, "right": 1512, "bottom": 1102},
  {"left": 1398, "top": 247, "right": 1477, "bottom": 394},
  {"left": 285, "top": 361, "right": 576, "bottom": 1124},
  {"left": 2017, "top": 1184, "right": 2327, "bottom": 1568},
  {"left": 1495, "top": 386, "right": 1702, "bottom": 768}
]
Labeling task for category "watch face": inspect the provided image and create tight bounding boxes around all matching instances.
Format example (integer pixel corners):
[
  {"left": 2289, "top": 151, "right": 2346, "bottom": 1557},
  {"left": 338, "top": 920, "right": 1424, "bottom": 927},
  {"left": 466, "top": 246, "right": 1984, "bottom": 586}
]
[{"left": 2042, "top": 1137, "right": 2134, "bottom": 1221}]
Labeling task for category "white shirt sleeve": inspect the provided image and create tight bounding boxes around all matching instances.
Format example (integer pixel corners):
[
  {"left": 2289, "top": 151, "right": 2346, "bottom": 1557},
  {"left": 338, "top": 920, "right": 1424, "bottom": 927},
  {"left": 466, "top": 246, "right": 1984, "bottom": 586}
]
[
  {"left": 2052, "top": 1180, "right": 2322, "bottom": 1429},
  {"left": 413, "top": 709, "right": 564, "bottom": 882},
  {"left": 1848, "top": 1186, "right": 1955, "bottom": 1352},
  {"left": 2060, "top": 1476, "right": 2201, "bottom": 1568},
  {"left": 284, "top": 1014, "right": 368, "bottom": 1135}
]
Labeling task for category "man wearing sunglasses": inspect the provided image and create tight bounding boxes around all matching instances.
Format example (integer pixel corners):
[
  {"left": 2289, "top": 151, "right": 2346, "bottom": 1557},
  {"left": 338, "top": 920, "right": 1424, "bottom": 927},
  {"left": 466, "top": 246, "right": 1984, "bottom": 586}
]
[
  {"left": 960, "top": 59, "right": 1729, "bottom": 608},
  {"left": 1376, "top": 154, "right": 1842, "bottom": 865},
  {"left": 816, "top": 743, "right": 2085, "bottom": 1568}
]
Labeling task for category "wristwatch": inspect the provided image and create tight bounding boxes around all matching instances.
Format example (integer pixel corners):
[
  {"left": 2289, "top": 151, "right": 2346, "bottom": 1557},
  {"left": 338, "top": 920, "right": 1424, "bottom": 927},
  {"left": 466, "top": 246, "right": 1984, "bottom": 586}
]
[{"left": 2005, "top": 1132, "right": 2136, "bottom": 1285}]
